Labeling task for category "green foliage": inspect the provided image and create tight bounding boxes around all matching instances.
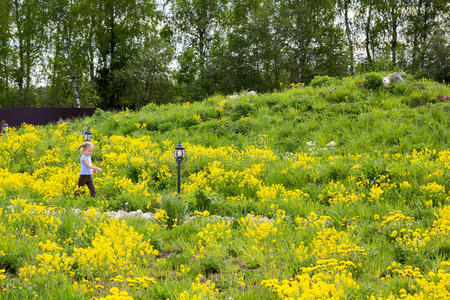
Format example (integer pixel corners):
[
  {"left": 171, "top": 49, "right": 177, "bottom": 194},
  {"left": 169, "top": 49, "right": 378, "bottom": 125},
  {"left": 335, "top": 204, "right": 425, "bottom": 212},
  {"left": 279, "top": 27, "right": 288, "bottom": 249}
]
[
  {"left": 324, "top": 86, "right": 357, "bottom": 103},
  {"left": 199, "top": 257, "right": 222, "bottom": 275},
  {"left": 0, "top": 0, "right": 448, "bottom": 109},
  {"left": 365, "top": 72, "right": 383, "bottom": 90},
  {"left": 401, "top": 88, "right": 440, "bottom": 107},
  {"left": 1, "top": 76, "right": 450, "bottom": 298},
  {"left": 56, "top": 211, "right": 82, "bottom": 243},
  {"left": 0, "top": 238, "right": 36, "bottom": 275},
  {"left": 229, "top": 100, "right": 256, "bottom": 121},
  {"left": 161, "top": 195, "right": 187, "bottom": 228},
  {"left": 390, "top": 81, "right": 410, "bottom": 96},
  {"left": 310, "top": 75, "right": 340, "bottom": 88},
  {"left": 125, "top": 165, "right": 140, "bottom": 183},
  {"left": 192, "top": 189, "right": 212, "bottom": 212},
  {"left": 108, "top": 194, "right": 148, "bottom": 212},
  {"left": 92, "top": 108, "right": 106, "bottom": 119}
]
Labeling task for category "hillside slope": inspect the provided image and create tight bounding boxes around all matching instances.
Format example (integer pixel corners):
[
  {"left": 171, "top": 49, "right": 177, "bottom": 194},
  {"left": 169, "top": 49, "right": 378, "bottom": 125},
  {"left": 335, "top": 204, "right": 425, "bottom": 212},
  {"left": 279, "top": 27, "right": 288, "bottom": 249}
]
[
  {"left": 81, "top": 74, "right": 449, "bottom": 154},
  {"left": 0, "top": 73, "right": 449, "bottom": 299}
]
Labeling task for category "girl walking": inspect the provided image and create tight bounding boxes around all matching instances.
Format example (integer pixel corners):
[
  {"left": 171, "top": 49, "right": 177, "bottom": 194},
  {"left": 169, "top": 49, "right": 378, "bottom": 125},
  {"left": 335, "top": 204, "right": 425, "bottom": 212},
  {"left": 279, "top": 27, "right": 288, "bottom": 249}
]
[{"left": 76, "top": 142, "right": 102, "bottom": 197}]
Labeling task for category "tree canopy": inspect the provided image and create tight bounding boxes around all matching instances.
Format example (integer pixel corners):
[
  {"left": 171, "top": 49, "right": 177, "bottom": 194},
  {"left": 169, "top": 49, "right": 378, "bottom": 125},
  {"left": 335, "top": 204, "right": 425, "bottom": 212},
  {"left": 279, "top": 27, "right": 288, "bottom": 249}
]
[{"left": 0, "top": 0, "right": 448, "bottom": 108}]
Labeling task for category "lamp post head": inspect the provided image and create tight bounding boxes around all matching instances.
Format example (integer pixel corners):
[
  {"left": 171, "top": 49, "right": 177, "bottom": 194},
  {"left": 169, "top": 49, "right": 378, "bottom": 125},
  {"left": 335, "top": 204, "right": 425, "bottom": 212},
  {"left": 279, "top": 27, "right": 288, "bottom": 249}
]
[
  {"left": 83, "top": 128, "right": 93, "bottom": 142},
  {"left": 174, "top": 141, "right": 186, "bottom": 163}
]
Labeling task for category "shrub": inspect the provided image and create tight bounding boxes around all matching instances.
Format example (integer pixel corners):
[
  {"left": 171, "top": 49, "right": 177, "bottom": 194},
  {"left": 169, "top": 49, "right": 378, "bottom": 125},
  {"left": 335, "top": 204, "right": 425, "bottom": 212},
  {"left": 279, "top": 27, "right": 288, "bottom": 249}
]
[
  {"left": 144, "top": 118, "right": 159, "bottom": 131},
  {"left": 325, "top": 161, "right": 351, "bottom": 181},
  {"left": 325, "top": 87, "right": 356, "bottom": 103},
  {"left": 0, "top": 238, "right": 35, "bottom": 275},
  {"left": 390, "top": 81, "right": 410, "bottom": 96},
  {"left": 230, "top": 118, "right": 258, "bottom": 135},
  {"left": 125, "top": 165, "right": 140, "bottom": 183},
  {"left": 403, "top": 90, "right": 428, "bottom": 107},
  {"left": 0, "top": 251, "right": 24, "bottom": 275},
  {"left": 196, "top": 119, "right": 233, "bottom": 137},
  {"left": 56, "top": 211, "right": 82, "bottom": 242},
  {"left": 92, "top": 108, "right": 106, "bottom": 119},
  {"left": 119, "top": 122, "right": 137, "bottom": 136},
  {"left": 231, "top": 101, "right": 255, "bottom": 121},
  {"left": 310, "top": 75, "right": 339, "bottom": 87},
  {"left": 365, "top": 72, "right": 383, "bottom": 90},
  {"left": 160, "top": 194, "right": 187, "bottom": 228},
  {"left": 199, "top": 257, "right": 222, "bottom": 275},
  {"left": 181, "top": 116, "right": 200, "bottom": 128},
  {"left": 361, "top": 159, "right": 389, "bottom": 184},
  {"left": 158, "top": 122, "right": 174, "bottom": 132},
  {"left": 192, "top": 189, "right": 212, "bottom": 211},
  {"left": 331, "top": 102, "right": 369, "bottom": 115}
]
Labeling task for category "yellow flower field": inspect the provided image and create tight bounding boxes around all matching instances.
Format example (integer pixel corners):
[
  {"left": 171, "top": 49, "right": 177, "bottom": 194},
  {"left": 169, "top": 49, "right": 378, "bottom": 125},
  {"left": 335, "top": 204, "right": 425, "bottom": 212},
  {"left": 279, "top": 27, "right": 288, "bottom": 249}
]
[{"left": 0, "top": 106, "right": 449, "bottom": 299}]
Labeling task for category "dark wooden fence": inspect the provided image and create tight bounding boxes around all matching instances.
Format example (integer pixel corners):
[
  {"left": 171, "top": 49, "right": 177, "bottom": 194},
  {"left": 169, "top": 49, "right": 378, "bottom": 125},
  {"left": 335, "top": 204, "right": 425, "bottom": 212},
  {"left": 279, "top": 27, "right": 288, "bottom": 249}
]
[{"left": 0, "top": 108, "right": 96, "bottom": 128}]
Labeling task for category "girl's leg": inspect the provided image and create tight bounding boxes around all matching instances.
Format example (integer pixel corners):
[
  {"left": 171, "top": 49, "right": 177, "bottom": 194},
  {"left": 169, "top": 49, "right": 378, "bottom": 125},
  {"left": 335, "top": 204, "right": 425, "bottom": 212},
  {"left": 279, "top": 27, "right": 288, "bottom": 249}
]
[
  {"left": 77, "top": 175, "right": 86, "bottom": 187},
  {"left": 75, "top": 176, "right": 85, "bottom": 196},
  {"left": 86, "top": 176, "right": 96, "bottom": 197},
  {"left": 75, "top": 175, "right": 91, "bottom": 196}
]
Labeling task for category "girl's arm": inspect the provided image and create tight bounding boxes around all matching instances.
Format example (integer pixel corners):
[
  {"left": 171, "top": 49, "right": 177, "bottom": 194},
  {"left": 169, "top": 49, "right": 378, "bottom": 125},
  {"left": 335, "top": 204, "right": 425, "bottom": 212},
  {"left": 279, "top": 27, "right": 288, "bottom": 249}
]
[{"left": 82, "top": 159, "right": 102, "bottom": 172}]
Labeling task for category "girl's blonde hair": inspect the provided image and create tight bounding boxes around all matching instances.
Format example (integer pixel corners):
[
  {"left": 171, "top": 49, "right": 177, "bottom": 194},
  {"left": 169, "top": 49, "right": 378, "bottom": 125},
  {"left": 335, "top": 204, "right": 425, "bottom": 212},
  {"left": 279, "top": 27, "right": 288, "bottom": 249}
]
[{"left": 78, "top": 142, "right": 94, "bottom": 152}]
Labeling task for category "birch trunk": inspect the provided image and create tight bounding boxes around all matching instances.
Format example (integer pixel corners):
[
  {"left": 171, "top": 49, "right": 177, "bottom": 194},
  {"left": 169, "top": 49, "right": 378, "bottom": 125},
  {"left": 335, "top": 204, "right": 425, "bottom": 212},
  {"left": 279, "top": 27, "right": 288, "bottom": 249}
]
[
  {"left": 412, "top": 0, "right": 423, "bottom": 67},
  {"left": 343, "top": 0, "right": 355, "bottom": 74},
  {"left": 390, "top": 5, "right": 398, "bottom": 66},
  {"left": 72, "top": 75, "right": 81, "bottom": 108},
  {"left": 204, "top": 0, "right": 211, "bottom": 66},
  {"left": 298, "top": 48, "right": 304, "bottom": 83},
  {"left": 13, "top": 0, "right": 24, "bottom": 91},
  {"left": 67, "top": 16, "right": 81, "bottom": 108},
  {"left": 364, "top": 3, "right": 373, "bottom": 65}
]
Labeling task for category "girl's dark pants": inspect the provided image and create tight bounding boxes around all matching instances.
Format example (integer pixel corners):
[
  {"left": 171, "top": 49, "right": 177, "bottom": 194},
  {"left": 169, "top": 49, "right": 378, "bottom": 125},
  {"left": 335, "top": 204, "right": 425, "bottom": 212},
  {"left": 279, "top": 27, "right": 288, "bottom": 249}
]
[{"left": 77, "top": 175, "right": 96, "bottom": 197}]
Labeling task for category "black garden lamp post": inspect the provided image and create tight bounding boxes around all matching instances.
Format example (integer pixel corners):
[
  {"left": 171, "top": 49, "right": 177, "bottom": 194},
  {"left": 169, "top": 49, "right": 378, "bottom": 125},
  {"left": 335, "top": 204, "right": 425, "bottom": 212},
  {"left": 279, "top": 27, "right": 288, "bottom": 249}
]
[
  {"left": 2, "top": 122, "right": 8, "bottom": 134},
  {"left": 174, "top": 141, "right": 186, "bottom": 195},
  {"left": 83, "top": 128, "right": 93, "bottom": 142}
]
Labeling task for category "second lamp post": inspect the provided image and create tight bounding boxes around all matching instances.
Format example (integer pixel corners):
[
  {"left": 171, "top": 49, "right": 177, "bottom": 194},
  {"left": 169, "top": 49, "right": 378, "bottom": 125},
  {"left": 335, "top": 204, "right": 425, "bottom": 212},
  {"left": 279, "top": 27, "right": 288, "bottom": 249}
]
[
  {"left": 83, "top": 128, "right": 93, "bottom": 142},
  {"left": 174, "top": 141, "right": 186, "bottom": 195},
  {"left": 2, "top": 122, "right": 8, "bottom": 134}
]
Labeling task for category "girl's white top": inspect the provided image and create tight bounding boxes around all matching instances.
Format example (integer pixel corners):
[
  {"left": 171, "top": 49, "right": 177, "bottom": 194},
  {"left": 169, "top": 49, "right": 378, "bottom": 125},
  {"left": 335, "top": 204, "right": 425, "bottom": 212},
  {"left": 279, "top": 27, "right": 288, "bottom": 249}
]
[{"left": 80, "top": 155, "right": 92, "bottom": 175}]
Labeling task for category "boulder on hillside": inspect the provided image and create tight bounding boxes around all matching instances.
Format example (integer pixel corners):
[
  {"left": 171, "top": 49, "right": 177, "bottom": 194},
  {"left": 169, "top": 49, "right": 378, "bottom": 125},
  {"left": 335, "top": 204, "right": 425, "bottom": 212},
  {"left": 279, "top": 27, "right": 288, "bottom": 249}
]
[
  {"left": 437, "top": 95, "right": 450, "bottom": 102},
  {"left": 382, "top": 72, "right": 405, "bottom": 87}
]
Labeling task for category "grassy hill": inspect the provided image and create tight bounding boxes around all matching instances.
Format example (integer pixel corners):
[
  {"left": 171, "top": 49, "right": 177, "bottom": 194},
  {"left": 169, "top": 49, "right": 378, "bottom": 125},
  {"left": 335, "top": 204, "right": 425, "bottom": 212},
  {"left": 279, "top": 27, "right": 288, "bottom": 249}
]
[
  {"left": 83, "top": 73, "right": 448, "bottom": 154},
  {"left": 0, "top": 73, "right": 449, "bottom": 299}
]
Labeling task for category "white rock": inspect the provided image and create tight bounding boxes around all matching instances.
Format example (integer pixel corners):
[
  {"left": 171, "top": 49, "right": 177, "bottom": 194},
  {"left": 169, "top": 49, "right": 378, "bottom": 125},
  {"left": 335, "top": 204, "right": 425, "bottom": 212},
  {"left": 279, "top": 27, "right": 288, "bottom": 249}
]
[
  {"left": 141, "top": 213, "right": 154, "bottom": 220},
  {"left": 107, "top": 211, "right": 118, "bottom": 218},
  {"left": 117, "top": 210, "right": 126, "bottom": 218}
]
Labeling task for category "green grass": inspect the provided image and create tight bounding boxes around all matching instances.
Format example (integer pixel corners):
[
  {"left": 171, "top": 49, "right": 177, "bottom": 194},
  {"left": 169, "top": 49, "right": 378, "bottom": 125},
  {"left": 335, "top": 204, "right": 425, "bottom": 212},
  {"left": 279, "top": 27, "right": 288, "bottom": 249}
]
[{"left": 0, "top": 72, "right": 449, "bottom": 299}]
